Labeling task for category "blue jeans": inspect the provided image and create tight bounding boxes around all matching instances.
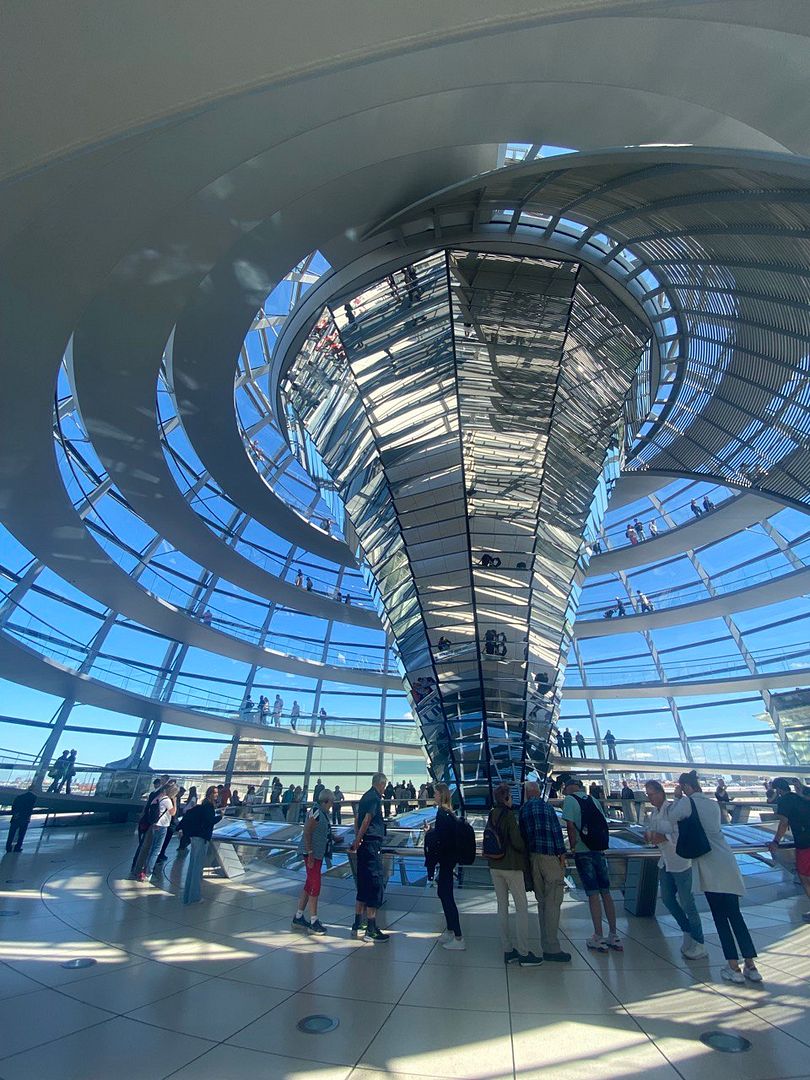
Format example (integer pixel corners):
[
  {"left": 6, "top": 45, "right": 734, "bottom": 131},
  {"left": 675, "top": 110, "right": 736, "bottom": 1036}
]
[
  {"left": 143, "top": 826, "right": 167, "bottom": 875},
  {"left": 184, "top": 836, "right": 209, "bottom": 904},
  {"left": 659, "top": 867, "right": 703, "bottom": 943}
]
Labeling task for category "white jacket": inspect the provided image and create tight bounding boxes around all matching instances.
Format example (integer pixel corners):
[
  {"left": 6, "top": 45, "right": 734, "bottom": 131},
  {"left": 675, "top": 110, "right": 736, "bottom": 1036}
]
[{"left": 670, "top": 791, "right": 744, "bottom": 896}]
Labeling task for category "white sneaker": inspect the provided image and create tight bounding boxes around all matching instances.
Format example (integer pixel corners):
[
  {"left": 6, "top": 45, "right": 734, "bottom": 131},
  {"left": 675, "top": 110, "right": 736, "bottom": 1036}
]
[
  {"left": 680, "top": 933, "right": 693, "bottom": 955},
  {"left": 720, "top": 966, "right": 745, "bottom": 985},
  {"left": 682, "top": 942, "right": 708, "bottom": 960},
  {"left": 438, "top": 929, "right": 454, "bottom": 944},
  {"left": 586, "top": 934, "right": 608, "bottom": 953},
  {"left": 442, "top": 936, "right": 466, "bottom": 950},
  {"left": 744, "top": 965, "right": 763, "bottom": 983}
]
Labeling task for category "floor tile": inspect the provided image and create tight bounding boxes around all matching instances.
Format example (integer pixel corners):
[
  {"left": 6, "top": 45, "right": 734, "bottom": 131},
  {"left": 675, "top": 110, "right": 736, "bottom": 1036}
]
[
  {"left": 59, "top": 957, "right": 208, "bottom": 1012},
  {"left": 423, "top": 934, "right": 509, "bottom": 969},
  {"left": 507, "top": 964, "right": 622, "bottom": 1013},
  {"left": 510, "top": 1011, "right": 680, "bottom": 1079},
  {"left": 627, "top": 1003, "right": 810, "bottom": 1080},
  {"left": 228, "top": 990, "right": 393, "bottom": 1066},
  {"left": 127, "top": 976, "right": 291, "bottom": 1041},
  {"left": 132, "top": 929, "right": 261, "bottom": 974},
  {"left": 0, "top": 986, "right": 112, "bottom": 1058},
  {"left": 0, "top": 961, "right": 44, "bottom": 1001},
  {"left": 169, "top": 1042, "right": 352, "bottom": 1079},
  {"left": 594, "top": 964, "right": 706, "bottom": 1006},
  {"left": 307, "top": 952, "right": 421, "bottom": 1003},
  {"left": 223, "top": 943, "right": 347, "bottom": 990},
  {"left": 359, "top": 1003, "right": 513, "bottom": 1078},
  {"left": 0, "top": 1015, "right": 214, "bottom": 1080},
  {"left": 402, "top": 961, "right": 507, "bottom": 1010}
]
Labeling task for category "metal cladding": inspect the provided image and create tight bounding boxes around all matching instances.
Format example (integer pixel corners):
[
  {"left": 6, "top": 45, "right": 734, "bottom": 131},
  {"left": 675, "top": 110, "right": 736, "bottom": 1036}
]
[{"left": 282, "top": 250, "right": 648, "bottom": 808}]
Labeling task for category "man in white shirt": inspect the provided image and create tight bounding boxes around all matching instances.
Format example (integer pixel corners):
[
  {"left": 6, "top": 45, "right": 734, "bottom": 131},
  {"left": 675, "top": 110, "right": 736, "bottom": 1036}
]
[{"left": 644, "top": 780, "right": 706, "bottom": 958}]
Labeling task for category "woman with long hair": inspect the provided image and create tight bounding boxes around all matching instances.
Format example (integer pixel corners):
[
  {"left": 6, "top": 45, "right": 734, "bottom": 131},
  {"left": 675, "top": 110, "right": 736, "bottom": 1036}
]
[
  {"left": 671, "top": 771, "right": 761, "bottom": 983},
  {"left": 181, "top": 785, "right": 222, "bottom": 904},
  {"left": 429, "top": 783, "right": 464, "bottom": 950}
]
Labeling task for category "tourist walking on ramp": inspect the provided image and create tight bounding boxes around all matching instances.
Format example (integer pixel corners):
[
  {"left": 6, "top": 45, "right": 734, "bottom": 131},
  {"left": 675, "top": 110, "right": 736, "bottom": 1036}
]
[
  {"left": 484, "top": 783, "right": 542, "bottom": 966},
  {"left": 292, "top": 788, "right": 334, "bottom": 934},
  {"left": 644, "top": 780, "right": 707, "bottom": 959},
  {"left": 425, "top": 783, "right": 465, "bottom": 950},
  {"left": 670, "top": 771, "right": 761, "bottom": 984}
]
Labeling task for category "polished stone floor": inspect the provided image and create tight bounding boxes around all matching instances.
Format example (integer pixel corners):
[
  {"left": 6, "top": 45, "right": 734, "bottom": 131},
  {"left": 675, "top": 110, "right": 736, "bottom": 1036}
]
[{"left": 0, "top": 822, "right": 808, "bottom": 1080}]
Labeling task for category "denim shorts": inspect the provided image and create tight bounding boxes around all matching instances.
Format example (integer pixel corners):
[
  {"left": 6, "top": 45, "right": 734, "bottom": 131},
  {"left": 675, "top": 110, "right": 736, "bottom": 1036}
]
[{"left": 574, "top": 850, "right": 610, "bottom": 895}]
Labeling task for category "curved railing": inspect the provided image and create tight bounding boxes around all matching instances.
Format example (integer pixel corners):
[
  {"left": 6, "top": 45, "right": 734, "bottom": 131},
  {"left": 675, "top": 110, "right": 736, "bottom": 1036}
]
[
  {"left": 578, "top": 537, "right": 810, "bottom": 619},
  {"left": 594, "top": 483, "right": 732, "bottom": 551},
  {"left": 1, "top": 619, "right": 415, "bottom": 741},
  {"left": 564, "top": 642, "right": 810, "bottom": 687},
  {"left": 0, "top": 571, "right": 395, "bottom": 677}
]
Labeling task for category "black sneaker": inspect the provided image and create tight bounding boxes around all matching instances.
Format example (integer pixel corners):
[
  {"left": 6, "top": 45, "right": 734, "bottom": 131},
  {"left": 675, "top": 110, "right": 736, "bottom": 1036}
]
[
  {"left": 309, "top": 919, "right": 327, "bottom": 935},
  {"left": 504, "top": 949, "right": 521, "bottom": 964},
  {"left": 543, "top": 950, "right": 572, "bottom": 962},
  {"left": 291, "top": 915, "right": 311, "bottom": 933},
  {"left": 518, "top": 952, "right": 544, "bottom": 967},
  {"left": 364, "top": 926, "right": 390, "bottom": 942},
  {"left": 350, "top": 920, "right": 367, "bottom": 939}
]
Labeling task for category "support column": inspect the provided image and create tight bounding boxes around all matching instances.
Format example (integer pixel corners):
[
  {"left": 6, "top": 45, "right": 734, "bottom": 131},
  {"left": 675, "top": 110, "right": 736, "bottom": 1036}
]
[{"left": 223, "top": 735, "right": 241, "bottom": 785}]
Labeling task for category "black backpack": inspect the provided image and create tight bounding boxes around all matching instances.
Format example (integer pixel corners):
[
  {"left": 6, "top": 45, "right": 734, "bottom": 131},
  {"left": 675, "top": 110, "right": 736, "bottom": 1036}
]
[
  {"left": 147, "top": 796, "right": 163, "bottom": 826},
  {"left": 482, "top": 809, "right": 507, "bottom": 860},
  {"left": 454, "top": 818, "right": 477, "bottom": 865},
  {"left": 572, "top": 794, "right": 609, "bottom": 852}
]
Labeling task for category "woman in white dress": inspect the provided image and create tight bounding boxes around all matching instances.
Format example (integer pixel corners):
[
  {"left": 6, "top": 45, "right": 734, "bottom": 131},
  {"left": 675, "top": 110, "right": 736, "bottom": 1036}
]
[{"left": 671, "top": 771, "right": 762, "bottom": 985}]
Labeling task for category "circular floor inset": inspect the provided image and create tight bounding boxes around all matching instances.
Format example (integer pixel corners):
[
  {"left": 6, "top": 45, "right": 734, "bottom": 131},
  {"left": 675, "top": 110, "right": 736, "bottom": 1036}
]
[
  {"left": 700, "top": 1031, "right": 752, "bottom": 1053},
  {"left": 297, "top": 1014, "right": 340, "bottom": 1034}
]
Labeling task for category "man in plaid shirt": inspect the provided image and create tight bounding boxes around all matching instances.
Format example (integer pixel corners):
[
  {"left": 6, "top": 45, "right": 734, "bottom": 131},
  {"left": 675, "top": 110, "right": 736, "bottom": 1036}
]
[{"left": 519, "top": 781, "right": 571, "bottom": 962}]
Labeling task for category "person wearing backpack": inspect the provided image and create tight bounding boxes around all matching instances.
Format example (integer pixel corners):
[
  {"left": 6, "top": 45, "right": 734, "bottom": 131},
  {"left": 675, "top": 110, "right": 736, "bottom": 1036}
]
[
  {"left": 130, "top": 775, "right": 167, "bottom": 873},
  {"left": 669, "top": 771, "right": 761, "bottom": 985},
  {"left": 485, "top": 784, "right": 543, "bottom": 967},
  {"left": 560, "top": 773, "right": 622, "bottom": 953},
  {"left": 425, "top": 783, "right": 465, "bottom": 950},
  {"left": 133, "top": 781, "right": 177, "bottom": 881},
  {"left": 643, "top": 779, "right": 706, "bottom": 959}
]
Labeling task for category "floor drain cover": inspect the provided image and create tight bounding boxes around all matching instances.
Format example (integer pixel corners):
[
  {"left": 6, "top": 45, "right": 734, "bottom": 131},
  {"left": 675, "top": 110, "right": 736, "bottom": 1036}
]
[
  {"left": 61, "top": 958, "right": 98, "bottom": 970},
  {"left": 0, "top": 911, "right": 19, "bottom": 917},
  {"left": 700, "top": 1031, "right": 752, "bottom": 1053},
  {"left": 297, "top": 1014, "right": 339, "bottom": 1034}
]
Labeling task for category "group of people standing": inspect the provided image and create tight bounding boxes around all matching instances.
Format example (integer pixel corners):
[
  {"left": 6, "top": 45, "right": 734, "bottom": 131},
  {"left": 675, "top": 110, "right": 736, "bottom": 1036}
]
[
  {"left": 555, "top": 727, "right": 618, "bottom": 759},
  {"left": 129, "top": 777, "right": 222, "bottom": 903},
  {"left": 242, "top": 693, "right": 328, "bottom": 734},
  {"left": 422, "top": 770, "right": 767, "bottom": 982}
]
